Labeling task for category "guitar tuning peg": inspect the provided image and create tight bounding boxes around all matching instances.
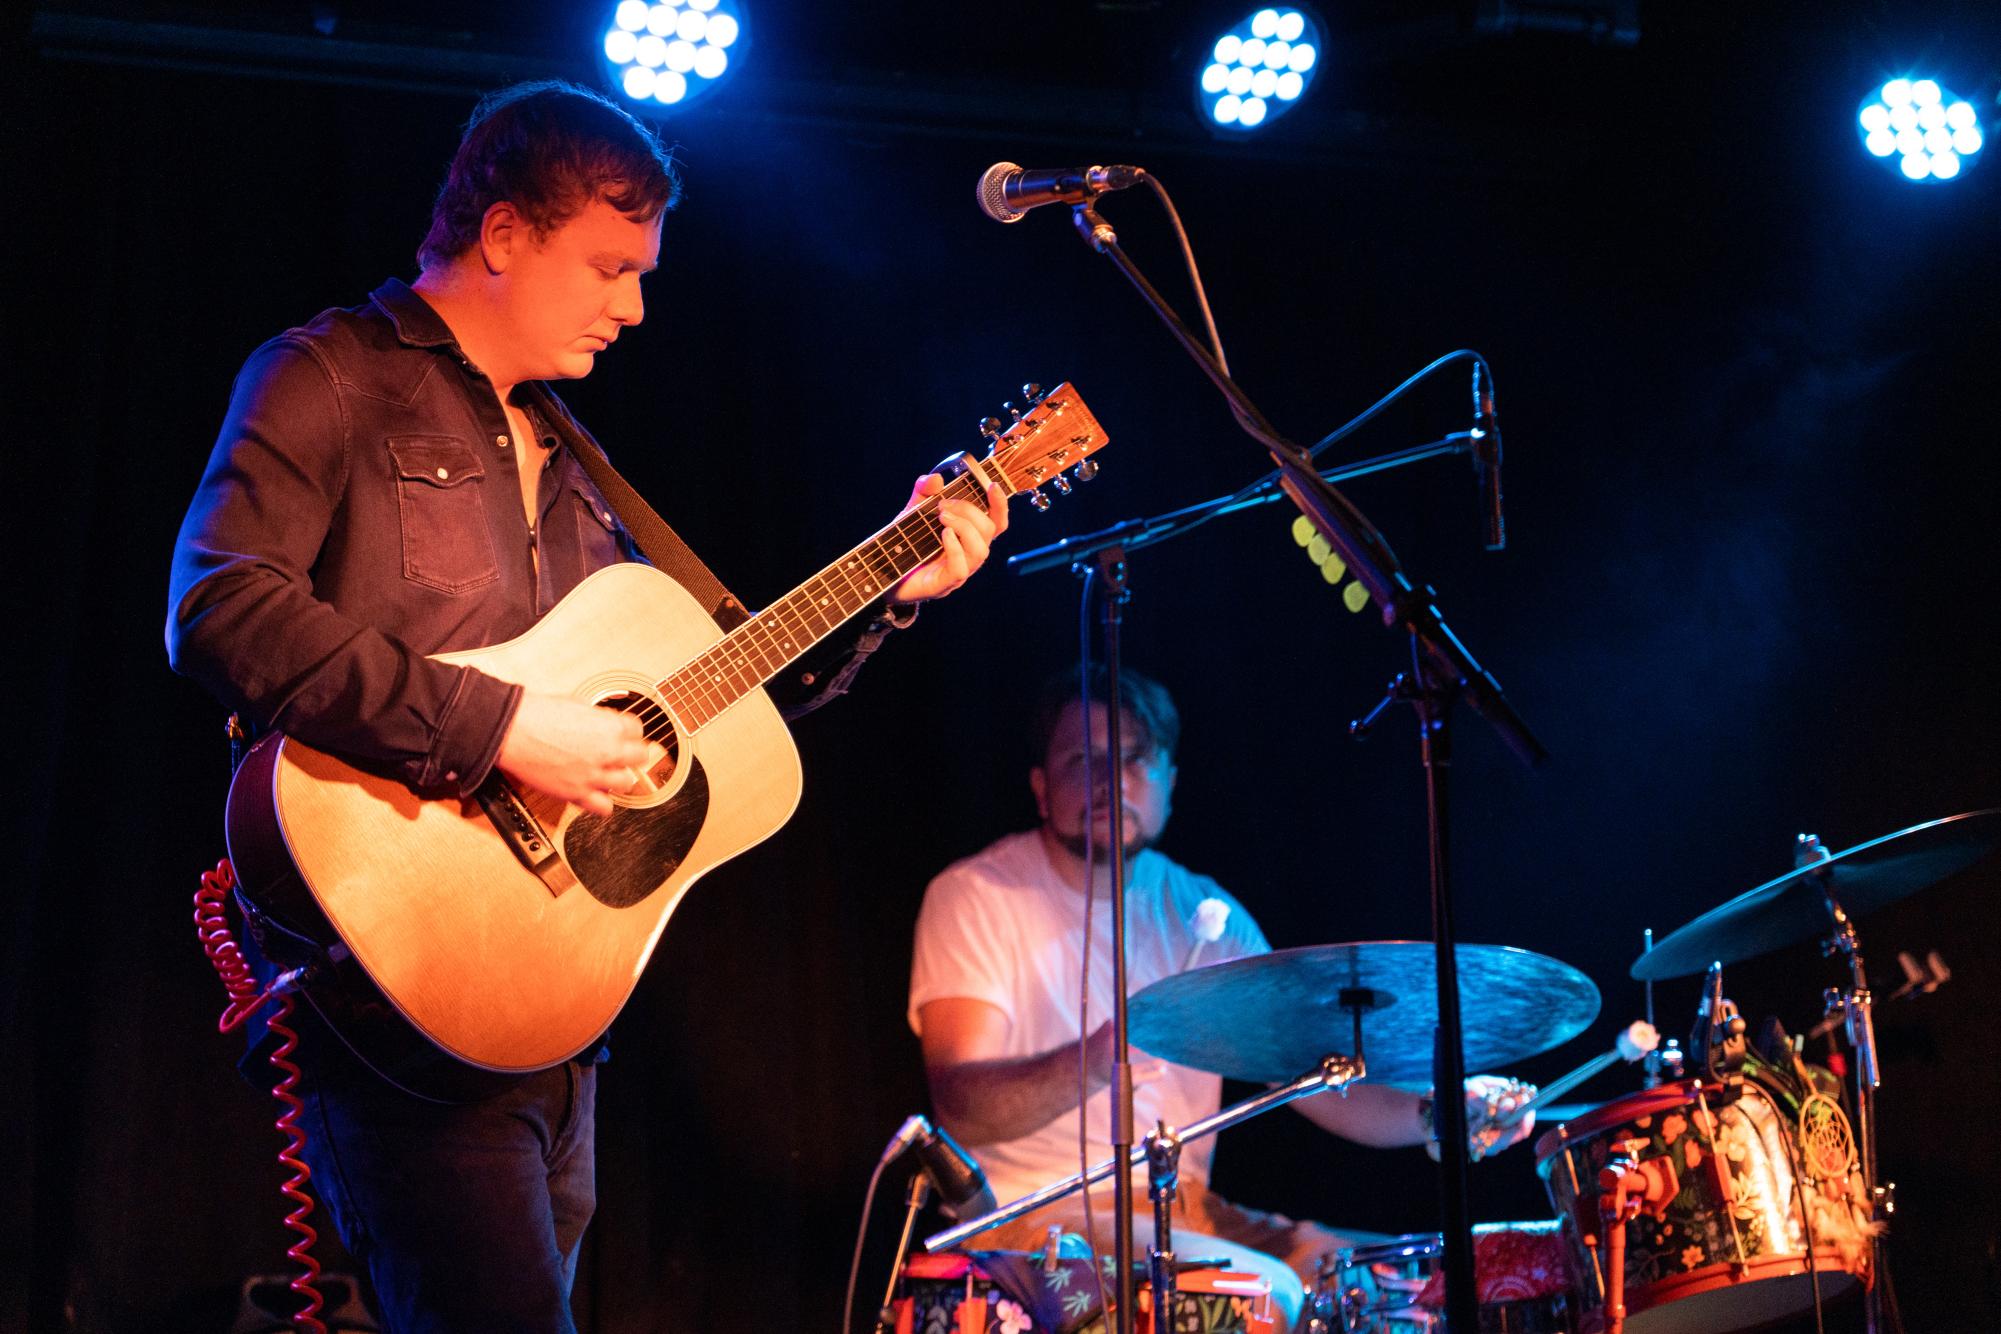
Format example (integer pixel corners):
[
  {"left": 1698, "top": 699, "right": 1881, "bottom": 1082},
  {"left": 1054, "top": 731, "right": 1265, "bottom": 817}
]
[
  {"left": 1028, "top": 490, "right": 1052, "bottom": 512},
  {"left": 1073, "top": 460, "right": 1098, "bottom": 482},
  {"left": 1002, "top": 401, "right": 1023, "bottom": 421},
  {"left": 978, "top": 416, "right": 1004, "bottom": 439},
  {"left": 1050, "top": 473, "right": 1073, "bottom": 495},
  {"left": 1020, "top": 382, "right": 1043, "bottom": 404}
]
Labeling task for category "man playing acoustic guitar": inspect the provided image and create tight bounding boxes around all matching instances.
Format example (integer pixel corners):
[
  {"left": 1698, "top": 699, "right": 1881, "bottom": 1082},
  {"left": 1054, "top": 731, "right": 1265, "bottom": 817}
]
[{"left": 169, "top": 80, "right": 1002, "bottom": 1333}]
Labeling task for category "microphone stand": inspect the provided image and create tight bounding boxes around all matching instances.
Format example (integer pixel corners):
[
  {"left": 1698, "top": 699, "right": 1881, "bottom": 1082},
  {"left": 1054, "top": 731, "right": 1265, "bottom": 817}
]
[
  {"left": 1059, "top": 200, "right": 1548, "bottom": 1333},
  {"left": 927, "top": 1054, "right": 1365, "bottom": 1253},
  {"left": 876, "top": 1173, "right": 932, "bottom": 1333},
  {"left": 1009, "top": 432, "right": 1482, "bottom": 578},
  {"left": 1094, "top": 543, "right": 1138, "bottom": 1334}
]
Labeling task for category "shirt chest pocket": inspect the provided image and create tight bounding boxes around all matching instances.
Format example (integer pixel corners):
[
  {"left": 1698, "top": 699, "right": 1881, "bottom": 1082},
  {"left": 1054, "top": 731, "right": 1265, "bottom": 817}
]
[
  {"left": 386, "top": 436, "right": 500, "bottom": 594},
  {"left": 570, "top": 481, "right": 629, "bottom": 571}
]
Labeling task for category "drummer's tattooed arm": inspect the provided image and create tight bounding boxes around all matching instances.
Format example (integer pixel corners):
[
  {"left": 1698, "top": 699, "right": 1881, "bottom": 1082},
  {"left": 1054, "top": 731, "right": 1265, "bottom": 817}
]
[{"left": 919, "top": 998, "right": 1172, "bottom": 1146}]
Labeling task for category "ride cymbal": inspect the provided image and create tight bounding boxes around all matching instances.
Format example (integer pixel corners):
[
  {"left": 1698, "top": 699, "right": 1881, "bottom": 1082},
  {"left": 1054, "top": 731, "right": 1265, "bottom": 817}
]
[
  {"left": 1634, "top": 809, "right": 2001, "bottom": 981},
  {"left": 1129, "top": 940, "right": 1600, "bottom": 1084}
]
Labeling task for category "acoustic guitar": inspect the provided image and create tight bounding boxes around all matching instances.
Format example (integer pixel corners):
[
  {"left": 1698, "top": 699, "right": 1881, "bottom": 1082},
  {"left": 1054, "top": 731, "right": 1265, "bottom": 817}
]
[{"left": 225, "top": 384, "right": 1109, "bottom": 1099}]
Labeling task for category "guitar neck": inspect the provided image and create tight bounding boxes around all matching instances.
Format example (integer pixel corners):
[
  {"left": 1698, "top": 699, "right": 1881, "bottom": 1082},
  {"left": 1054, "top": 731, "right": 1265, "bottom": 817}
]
[{"left": 658, "top": 471, "right": 983, "bottom": 732}]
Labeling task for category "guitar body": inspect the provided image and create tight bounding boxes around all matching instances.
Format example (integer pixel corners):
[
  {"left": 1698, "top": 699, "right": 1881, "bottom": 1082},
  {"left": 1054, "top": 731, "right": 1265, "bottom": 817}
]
[
  {"left": 225, "top": 562, "right": 802, "bottom": 1096},
  {"left": 217, "top": 382, "right": 1109, "bottom": 1101}
]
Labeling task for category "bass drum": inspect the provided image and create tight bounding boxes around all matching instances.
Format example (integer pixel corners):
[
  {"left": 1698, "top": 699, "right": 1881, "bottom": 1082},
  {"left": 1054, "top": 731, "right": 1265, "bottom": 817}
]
[
  {"left": 1535, "top": 1079, "right": 1874, "bottom": 1333},
  {"left": 1303, "top": 1220, "right": 1574, "bottom": 1332}
]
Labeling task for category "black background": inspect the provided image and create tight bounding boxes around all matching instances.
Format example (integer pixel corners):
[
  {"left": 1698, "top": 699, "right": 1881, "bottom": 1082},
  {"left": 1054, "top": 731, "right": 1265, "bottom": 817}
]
[{"left": 8, "top": 1, "right": 2001, "bottom": 1330}]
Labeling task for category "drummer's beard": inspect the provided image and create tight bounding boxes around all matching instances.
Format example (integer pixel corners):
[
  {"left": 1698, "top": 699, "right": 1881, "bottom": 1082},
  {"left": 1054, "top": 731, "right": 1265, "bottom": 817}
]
[{"left": 1054, "top": 820, "right": 1156, "bottom": 863}]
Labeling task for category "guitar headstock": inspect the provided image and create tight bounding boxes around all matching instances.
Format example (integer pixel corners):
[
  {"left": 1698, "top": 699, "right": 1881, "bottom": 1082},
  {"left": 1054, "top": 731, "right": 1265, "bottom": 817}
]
[{"left": 977, "top": 382, "right": 1110, "bottom": 512}]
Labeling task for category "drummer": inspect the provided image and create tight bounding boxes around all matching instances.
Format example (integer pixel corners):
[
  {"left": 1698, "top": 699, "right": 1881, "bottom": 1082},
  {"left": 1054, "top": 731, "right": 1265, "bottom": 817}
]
[{"left": 908, "top": 664, "right": 1538, "bottom": 1324}]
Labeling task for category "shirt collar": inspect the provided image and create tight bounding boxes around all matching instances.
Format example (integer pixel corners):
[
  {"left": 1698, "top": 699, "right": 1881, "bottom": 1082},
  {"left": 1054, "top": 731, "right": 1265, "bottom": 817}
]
[
  {"left": 369, "top": 277, "right": 461, "bottom": 350},
  {"left": 372, "top": 278, "right": 565, "bottom": 450}
]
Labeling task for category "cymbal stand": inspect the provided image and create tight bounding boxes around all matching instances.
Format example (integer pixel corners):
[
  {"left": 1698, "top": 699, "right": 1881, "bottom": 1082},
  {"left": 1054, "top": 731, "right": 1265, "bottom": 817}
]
[
  {"left": 1802, "top": 844, "right": 1889, "bottom": 1334},
  {"left": 1641, "top": 930, "right": 1661, "bottom": 1088},
  {"left": 1145, "top": 1122, "right": 1182, "bottom": 1327},
  {"left": 925, "top": 1054, "right": 1365, "bottom": 1254}
]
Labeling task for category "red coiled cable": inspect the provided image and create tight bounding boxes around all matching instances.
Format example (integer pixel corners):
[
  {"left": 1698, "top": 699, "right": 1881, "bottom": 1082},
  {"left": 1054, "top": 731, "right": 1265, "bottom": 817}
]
[{"left": 194, "top": 858, "right": 329, "bottom": 1334}]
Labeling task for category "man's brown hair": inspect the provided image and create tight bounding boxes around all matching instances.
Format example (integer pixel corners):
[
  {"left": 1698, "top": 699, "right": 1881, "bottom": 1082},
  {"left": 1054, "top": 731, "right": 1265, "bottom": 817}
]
[
  {"left": 1031, "top": 664, "right": 1182, "bottom": 766},
  {"left": 418, "top": 80, "right": 681, "bottom": 269}
]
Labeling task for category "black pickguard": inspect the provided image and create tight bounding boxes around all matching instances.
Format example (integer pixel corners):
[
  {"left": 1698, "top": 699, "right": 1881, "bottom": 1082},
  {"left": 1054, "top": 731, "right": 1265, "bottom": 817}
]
[{"left": 561, "top": 757, "right": 711, "bottom": 908}]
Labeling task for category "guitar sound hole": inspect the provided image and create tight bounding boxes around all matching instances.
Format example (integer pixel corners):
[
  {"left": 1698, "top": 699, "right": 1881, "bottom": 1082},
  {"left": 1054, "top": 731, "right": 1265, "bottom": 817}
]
[{"left": 596, "top": 690, "right": 680, "bottom": 800}]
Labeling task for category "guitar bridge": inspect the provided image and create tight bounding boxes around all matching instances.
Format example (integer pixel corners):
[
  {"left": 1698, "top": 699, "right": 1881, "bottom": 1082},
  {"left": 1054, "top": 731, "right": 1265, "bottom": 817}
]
[{"left": 474, "top": 775, "right": 575, "bottom": 898}]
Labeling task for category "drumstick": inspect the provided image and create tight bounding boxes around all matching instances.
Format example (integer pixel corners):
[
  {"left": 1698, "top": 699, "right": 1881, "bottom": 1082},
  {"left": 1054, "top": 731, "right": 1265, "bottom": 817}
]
[
  {"left": 1179, "top": 897, "right": 1231, "bottom": 972},
  {"left": 1501, "top": 1021, "right": 1659, "bottom": 1125}
]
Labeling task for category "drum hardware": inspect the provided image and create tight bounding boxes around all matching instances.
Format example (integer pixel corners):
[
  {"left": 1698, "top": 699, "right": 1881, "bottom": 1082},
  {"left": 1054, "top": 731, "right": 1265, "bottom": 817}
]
[
  {"left": 1688, "top": 962, "right": 1749, "bottom": 1095},
  {"left": 1145, "top": 1120, "right": 1183, "bottom": 1326},
  {"left": 1636, "top": 931, "right": 1685, "bottom": 1090},
  {"left": 1594, "top": 1152, "right": 1679, "bottom": 1334},
  {"left": 1809, "top": 948, "right": 1950, "bottom": 1044},
  {"left": 1887, "top": 949, "right": 1950, "bottom": 1000},
  {"left": 1041, "top": 1226, "right": 1065, "bottom": 1275},
  {"left": 1308, "top": 1221, "right": 1573, "bottom": 1333},
  {"left": 924, "top": 1052, "right": 1366, "bottom": 1254}
]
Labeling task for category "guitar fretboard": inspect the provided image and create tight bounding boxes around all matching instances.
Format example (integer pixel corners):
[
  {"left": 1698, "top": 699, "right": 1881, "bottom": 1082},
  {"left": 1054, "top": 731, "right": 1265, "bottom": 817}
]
[{"left": 658, "top": 471, "right": 986, "bottom": 731}]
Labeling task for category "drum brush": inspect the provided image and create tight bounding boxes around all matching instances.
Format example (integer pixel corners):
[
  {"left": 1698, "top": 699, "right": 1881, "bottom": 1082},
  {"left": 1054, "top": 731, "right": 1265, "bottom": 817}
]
[{"left": 1498, "top": 1021, "right": 1659, "bottom": 1127}]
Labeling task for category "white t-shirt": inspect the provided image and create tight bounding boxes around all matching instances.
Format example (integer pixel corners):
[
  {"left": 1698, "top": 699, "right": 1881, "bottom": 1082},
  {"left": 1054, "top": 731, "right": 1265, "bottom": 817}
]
[{"left": 908, "top": 830, "right": 1271, "bottom": 1208}]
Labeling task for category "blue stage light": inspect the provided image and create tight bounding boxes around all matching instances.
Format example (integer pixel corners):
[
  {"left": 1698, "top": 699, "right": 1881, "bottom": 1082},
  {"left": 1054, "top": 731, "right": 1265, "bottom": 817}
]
[
  {"left": 1859, "top": 76, "right": 1983, "bottom": 183},
  {"left": 1198, "top": 7, "right": 1322, "bottom": 133},
  {"left": 600, "top": 0, "right": 746, "bottom": 114}
]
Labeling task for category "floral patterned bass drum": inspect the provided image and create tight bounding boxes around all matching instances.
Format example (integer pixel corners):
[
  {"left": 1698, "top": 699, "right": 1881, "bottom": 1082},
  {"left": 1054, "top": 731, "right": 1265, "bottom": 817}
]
[{"left": 1534, "top": 1078, "right": 1875, "bottom": 1333}]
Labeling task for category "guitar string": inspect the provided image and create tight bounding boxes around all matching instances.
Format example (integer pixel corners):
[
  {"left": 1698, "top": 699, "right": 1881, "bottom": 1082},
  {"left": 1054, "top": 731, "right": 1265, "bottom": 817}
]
[
  {"left": 661, "top": 398, "right": 1103, "bottom": 729},
  {"left": 657, "top": 480, "right": 964, "bottom": 732},
  {"left": 635, "top": 463, "right": 998, "bottom": 741},
  {"left": 596, "top": 404, "right": 1100, "bottom": 759},
  {"left": 611, "top": 470, "right": 981, "bottom": 753}
]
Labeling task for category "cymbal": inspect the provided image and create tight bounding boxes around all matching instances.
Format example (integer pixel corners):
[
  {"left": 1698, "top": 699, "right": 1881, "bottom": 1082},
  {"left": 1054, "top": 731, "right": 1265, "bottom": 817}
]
[
  {"left": 1633, "top": 808, "right": 2001, "bottom": 981},
  {"left": 1128, "top": 941, "right": 1600, "bottom": 1085}
]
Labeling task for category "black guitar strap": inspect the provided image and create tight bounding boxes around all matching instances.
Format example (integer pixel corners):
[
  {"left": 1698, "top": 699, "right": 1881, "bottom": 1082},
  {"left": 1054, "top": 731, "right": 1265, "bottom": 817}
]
[{"left": 525, "top": 383, "right": 752, "bottom": 631}]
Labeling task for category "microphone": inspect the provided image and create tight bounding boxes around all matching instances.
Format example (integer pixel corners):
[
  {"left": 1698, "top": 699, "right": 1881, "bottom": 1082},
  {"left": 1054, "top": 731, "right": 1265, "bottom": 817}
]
[
  {"left": 1471, "top": 362, "right": 1505, "bottom": 551},
  {"left": 878, "top": 1114, "right": 998, "bottom": 1219},
  {"left": 876, "top": 1114, "right": 931, "bottom": 1167},
  {"left": 977, "top": 162, "right": 1145, "bottom": 223}
]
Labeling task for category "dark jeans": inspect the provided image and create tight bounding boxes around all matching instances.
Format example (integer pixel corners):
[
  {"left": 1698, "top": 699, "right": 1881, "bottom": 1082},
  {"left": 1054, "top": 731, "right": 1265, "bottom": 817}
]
[{"left": 297, "top": 1036, "right": 597, "bottom": 1334}]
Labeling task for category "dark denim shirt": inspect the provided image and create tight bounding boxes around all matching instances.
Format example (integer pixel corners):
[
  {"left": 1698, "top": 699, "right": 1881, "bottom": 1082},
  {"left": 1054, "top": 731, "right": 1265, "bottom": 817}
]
[{"left": 169, "top": 279, "right": 902, "bottom": 795}]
